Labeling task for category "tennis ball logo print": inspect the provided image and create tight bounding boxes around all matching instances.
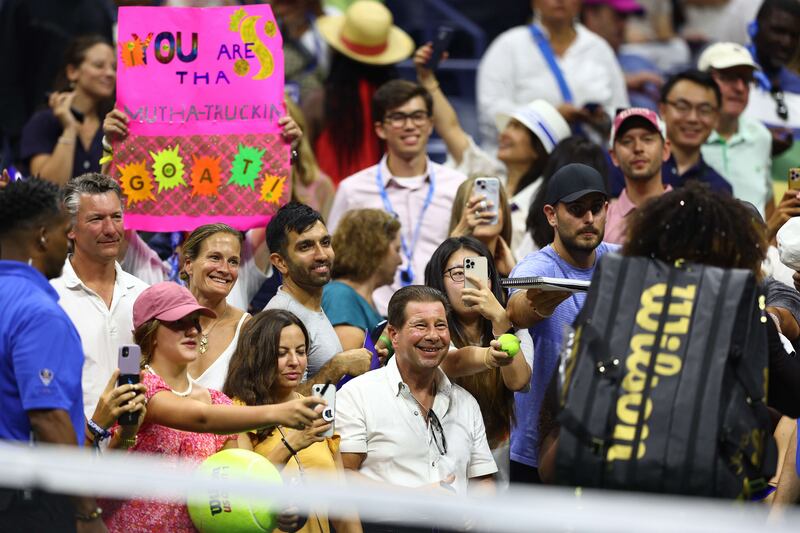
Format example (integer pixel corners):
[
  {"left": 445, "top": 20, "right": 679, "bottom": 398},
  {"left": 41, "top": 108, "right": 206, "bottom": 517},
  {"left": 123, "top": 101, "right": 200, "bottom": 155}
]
[
  {"left": 150, "top": 146, "right": 187, "bottom": 192},
  {"left": 118, "top": 160, "right": 156, "bottom": 206},
  {"left": 190, "top": 155, "right": 223, "bottom": 197},
  {"left": 229, "top": 145, "right": 265, "bottom": 188},
  {"left": 229, "top": 8, "right": 274, "bottom": 80}
]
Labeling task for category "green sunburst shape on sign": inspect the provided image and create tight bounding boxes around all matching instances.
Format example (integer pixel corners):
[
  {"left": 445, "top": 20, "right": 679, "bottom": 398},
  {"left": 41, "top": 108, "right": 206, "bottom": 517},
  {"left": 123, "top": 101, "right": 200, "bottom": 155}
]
[
  {"left": 229, "top": 144, "right": 266, "bottom": 189},
  {"left": 149, "top": 145, "right": 187, "bottom": 193}
]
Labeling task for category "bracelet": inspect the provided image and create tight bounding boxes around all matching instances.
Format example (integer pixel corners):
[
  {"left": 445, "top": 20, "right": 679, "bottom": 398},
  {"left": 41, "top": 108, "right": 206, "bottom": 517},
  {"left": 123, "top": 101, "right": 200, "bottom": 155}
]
[
  {"left": 75, "top": 506, "right": 103, "bottom": 522},
  {"left": 87, "top": 418, "right": 112, "bottom": 442},
  {"left": 281, "top": 437, "right": 298, "bottom": 457},
  {"left": 57, "top": 136, "right": 76, "bottom": 145},
  {"left": 101, "top": 135, "right": 112, "bottom": 152}
]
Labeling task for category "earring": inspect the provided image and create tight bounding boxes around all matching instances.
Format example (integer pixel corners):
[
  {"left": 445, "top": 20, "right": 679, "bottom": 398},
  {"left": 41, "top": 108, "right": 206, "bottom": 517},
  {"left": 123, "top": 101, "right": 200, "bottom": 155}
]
[{"left": 40, "top": 236, "right": 47, "bottom": 246}]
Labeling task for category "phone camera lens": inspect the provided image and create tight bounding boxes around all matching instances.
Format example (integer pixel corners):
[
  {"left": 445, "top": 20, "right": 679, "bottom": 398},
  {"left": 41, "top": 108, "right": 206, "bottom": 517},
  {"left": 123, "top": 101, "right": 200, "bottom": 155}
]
[
  {"left": 323, "top": 408, "right": 334, "bottom": 422},
  {"left": 122, "top": 347, "right": 128, "bottom": 357}
]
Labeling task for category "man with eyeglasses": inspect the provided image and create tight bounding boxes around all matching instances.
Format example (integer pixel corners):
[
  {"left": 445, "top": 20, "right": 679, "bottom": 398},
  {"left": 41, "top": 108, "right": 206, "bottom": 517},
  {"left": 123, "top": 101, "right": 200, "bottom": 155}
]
[
  {"left": 608, "top": 70, "right": 732, "bottom": 197},
  {"left": 698, "top": 42, "right": 775, "bottom": 220},
  {"left": 328, "top": 79, "right": 467, "bottom": 315},
  {"left": 605, "top": 108, "right": 671, "bottom": 244},
  {"left": 337, "top": 285, "right": 496, "bottom": 531},
  {"left": 506, "top": 163, "right": 617, "bottom": 484}
]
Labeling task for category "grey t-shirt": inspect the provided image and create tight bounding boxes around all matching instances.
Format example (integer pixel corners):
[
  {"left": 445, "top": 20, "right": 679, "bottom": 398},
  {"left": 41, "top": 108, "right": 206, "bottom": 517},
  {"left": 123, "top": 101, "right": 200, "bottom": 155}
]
[{"left": 264, "top": 287, "right": 343, "bottom": 378}]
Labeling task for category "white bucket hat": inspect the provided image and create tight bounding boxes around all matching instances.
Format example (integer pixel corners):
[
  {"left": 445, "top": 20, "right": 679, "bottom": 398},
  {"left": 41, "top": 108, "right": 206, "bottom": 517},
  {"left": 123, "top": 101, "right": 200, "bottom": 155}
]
[{"left": 494, "top": 99, "right": 572, "bottom": 154}]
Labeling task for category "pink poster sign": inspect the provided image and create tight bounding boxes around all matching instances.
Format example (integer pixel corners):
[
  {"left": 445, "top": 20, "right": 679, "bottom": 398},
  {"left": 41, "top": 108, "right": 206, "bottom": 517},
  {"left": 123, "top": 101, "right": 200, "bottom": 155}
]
[{"left": 112, "top": 5, "right": 289, "bottom": 231}]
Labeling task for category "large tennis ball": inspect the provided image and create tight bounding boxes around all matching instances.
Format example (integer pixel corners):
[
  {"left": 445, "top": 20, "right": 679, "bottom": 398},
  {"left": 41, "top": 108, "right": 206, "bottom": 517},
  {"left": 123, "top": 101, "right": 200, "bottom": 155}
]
[
  {"left": 188, "top": 448, "right": 283, "bottom": 533},
  {"left": 498, "top": 333, "right": 520, "bottom": 357}
]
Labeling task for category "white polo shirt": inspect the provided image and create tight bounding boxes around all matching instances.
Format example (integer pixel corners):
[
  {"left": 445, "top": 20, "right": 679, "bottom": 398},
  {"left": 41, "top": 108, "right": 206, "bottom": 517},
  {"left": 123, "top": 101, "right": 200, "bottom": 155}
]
[
  {"left": 336, "top": 356, "right": 497, "bottom": 495},
  {"left": 51, "top": 258, "right": 149, "bottom": 420}
]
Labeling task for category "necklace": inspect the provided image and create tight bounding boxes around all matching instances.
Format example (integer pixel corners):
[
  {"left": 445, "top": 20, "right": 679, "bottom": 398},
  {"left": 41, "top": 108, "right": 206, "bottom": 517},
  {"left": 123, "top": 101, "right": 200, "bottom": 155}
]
[
  {"left": 144, "top": 364, "right": 193, "bottom": 397},
  {"left": 199, "top": 302, "right": 227, "bottom": 355}
]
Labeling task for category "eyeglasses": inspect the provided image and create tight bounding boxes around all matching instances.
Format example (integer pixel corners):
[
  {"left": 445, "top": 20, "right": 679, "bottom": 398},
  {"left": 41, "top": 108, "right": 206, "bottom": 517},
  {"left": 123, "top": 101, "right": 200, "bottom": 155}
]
[
  {"left": 664, "top": 99, "right": 718, "bottom": 120},
  {"left": 384, "top": 110, "right": 431, "bottom": 129},
  {"left": 565, "top": 201, "right": 605, "bottom": 218},
  {"left": 429, "top": 409, "right": 447, "bottom": 456},
  {"left": 443, "top": 266, "right": 465, "bottom": 283},
  {"left": 713, "top": 70, "right": 754, "bottom": 85},
  {"left": 161, "top": 315, "right": 202, "bottom": 332}
]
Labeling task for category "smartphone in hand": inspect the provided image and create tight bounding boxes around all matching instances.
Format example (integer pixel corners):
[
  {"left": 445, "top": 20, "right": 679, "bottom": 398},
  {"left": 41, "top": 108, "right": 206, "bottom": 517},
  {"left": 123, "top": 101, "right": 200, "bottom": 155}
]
[
  {"left": 428, "top": 25, "right": 455, "bottom": 71},
  {"left": 474, "top": 177, "right": 500, "bottom": 225},
  {"left": 789, "top": 168, "right": 800, "bottom": 190},
  {"left": 463, "top": 256, "right": 489, "bottom": 291},
  {"left": 311, "top": 383, "right": 336, "bottom": 438},
  {"left": 117, "top": 344, "right": 142, "bottom": 426}
]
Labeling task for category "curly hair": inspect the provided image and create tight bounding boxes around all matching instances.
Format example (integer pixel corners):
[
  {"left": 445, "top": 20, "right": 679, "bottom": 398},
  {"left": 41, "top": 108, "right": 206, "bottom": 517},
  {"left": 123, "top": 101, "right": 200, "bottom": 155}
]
[
  {"left": 622, "top": 182, "right": 767, "bottom": 278},
  {"left": 180, "top": 223, "right": 243, "bottom": 283},
  {"left": 332, "top": 208, "right": 401, "bottom": 282},
  {"left": 0, "top": 176, "right": 63, "bottom": 236}
]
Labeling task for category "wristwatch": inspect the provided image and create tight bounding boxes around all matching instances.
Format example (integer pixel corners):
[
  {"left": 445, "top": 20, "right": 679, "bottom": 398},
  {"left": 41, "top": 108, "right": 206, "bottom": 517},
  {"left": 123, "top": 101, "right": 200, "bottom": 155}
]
[{"left": 76, "top": 506, "right": 103, "bottom": 521}]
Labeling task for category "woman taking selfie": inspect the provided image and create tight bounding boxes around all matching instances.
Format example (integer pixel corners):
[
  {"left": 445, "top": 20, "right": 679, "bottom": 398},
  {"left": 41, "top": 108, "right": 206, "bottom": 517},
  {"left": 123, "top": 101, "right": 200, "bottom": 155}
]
[
  {"left": 102, "top": 282, "right": 323, "bottom": 532},
  {"left": 20, "top": 35, "right": 115, "bottom": 184},
  {"left": 225, "top": 309, "right": 362, "bottom": 533}
]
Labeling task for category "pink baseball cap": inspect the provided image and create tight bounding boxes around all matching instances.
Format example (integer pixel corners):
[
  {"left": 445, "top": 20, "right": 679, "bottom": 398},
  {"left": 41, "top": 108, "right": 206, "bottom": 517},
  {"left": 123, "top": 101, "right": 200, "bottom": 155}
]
[
  {"left": 611, "top": 107, "right": 667, "bottom": 144},
  {"left": 582, "top": 0, "right": 644, "bottom": 14},
  {"left": 133, "top": 282, "right": 216, "bottom": 329}
]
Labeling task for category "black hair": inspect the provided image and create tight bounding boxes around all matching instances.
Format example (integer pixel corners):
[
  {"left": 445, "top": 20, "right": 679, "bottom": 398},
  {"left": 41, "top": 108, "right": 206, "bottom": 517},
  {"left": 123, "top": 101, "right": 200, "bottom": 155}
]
[
  {"left": 0, "top": 177, "right": 63, "bottom": 237},
  {"left": 515, "top": 130, "right": 549, "bottom": 197},
  {"left": 265, "top": 201, "right": 325, "bottom": 256},
  {"left": 526, "top": 136, "right": 609, "bottom": 248},
  {"left": 756, "top": 0, "right": 800, "bottom": 22},
  {"left": 323, "top": 52, "right": 397, "bottom": 176},
  {"left": 424, "top": 236, "right": 505, "bottom": 349},
  {"left": 387, "top": 285, "right": 450, "bottom": 330},
  {"left": 660, "top": 69, "right": 722, "bottom": 108}
]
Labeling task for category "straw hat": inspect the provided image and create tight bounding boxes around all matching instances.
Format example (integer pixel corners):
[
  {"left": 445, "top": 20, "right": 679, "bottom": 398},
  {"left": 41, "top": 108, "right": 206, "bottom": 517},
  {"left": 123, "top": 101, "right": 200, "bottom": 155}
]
[{"left": 317, "top": 1, "right": 414, "bottom": 65}]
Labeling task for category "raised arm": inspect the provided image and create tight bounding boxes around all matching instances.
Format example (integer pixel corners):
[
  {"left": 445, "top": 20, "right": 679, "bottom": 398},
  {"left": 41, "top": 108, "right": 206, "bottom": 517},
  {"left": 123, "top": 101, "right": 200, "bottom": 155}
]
[{"left": 414, "top": 43, "right": 470, "bottom": 165}]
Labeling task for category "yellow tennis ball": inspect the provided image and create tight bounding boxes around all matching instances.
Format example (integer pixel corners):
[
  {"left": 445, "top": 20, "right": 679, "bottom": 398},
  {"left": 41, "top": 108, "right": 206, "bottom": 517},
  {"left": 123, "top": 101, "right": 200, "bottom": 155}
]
[
  {"left": 188, "top": 449, "right": 283, "bottom": 532},
  {"left": 498, "top": 333, "right": 520, "bottom": 357}
]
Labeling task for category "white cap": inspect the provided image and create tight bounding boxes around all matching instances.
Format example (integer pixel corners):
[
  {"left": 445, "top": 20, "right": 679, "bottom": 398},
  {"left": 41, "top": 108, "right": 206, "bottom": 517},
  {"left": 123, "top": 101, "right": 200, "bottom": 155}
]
[
  {"left": 777, "top": 217, "right": 800, "bottom": 270},
  {"left": 495, "top": 100, "right": 571, "bottom": 154},
  {"left": 698, "top": 42, "right": 760, "bottom": 72}
]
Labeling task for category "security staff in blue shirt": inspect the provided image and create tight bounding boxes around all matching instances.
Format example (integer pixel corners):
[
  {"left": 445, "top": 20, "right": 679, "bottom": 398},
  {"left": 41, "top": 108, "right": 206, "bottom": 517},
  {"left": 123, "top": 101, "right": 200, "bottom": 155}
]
[{"left": 0, "top": 177, "right": 105, "bottom": 532}]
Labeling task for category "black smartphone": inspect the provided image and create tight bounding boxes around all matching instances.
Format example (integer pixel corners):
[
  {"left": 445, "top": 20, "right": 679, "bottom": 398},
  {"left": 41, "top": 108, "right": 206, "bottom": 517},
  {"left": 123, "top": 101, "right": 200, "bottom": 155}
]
[
  {"left": 117, "top": 344, "right": 142, "bottom": 426},
  {"left": 428, "top": 25, "right": 455, "bottom": 71}
]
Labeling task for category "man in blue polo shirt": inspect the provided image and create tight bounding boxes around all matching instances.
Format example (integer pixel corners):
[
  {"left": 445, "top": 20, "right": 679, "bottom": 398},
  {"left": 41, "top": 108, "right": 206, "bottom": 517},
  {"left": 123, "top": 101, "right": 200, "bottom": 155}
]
[
  {"left": 0, "top": 177, "right": 104, "bottom": 530},
  {"left": 506, "top": 164, "right": 618, "bottom": 484}
]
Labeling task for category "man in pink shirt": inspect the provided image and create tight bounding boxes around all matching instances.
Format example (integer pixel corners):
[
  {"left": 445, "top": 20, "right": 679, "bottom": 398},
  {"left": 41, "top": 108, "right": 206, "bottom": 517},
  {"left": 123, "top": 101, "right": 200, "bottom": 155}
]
[
  {"left": 605, "top": 108, "right": 672, "bottom": 244},
  {"left": 328, "top": 79, "right": 467, "bottom": 314}
]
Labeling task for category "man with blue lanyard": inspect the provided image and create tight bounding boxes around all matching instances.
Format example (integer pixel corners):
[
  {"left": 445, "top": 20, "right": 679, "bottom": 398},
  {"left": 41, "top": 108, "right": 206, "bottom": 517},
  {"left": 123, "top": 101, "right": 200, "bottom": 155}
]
[
  {"left": 506, "top": 164, "right": 618, "bottom": 484},
  {"left": 328, "top": 79, "right": 467, "bottom": 315},
  {"left": 0, "top": 177, "right": 105, "bottom": 531}
]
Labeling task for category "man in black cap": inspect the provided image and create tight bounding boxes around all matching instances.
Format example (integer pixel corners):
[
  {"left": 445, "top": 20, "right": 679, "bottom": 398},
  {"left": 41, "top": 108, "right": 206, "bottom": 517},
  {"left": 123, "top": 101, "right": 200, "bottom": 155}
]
[{"left": 505, "top": 163, "right": 617, "bottom": 485}]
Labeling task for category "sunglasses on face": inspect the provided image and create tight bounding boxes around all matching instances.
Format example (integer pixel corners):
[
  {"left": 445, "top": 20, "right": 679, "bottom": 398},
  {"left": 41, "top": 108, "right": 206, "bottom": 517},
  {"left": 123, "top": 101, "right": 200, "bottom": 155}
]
[
  {"left": 564, "top": 201, "right": 605, "bottom": 218},
  {"left": 161, "top": 315, "right": 202, "bottom": 332}
]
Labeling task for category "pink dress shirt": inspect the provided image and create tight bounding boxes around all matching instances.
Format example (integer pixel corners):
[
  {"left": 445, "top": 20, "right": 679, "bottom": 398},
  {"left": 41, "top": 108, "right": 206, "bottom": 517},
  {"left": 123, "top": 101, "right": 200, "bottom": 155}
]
[
  {"left": 605, "top": 185, "right": 672, "bottom": 245},
  {"left": 328, "top": 156, "right": 467, "bottom": 314}
]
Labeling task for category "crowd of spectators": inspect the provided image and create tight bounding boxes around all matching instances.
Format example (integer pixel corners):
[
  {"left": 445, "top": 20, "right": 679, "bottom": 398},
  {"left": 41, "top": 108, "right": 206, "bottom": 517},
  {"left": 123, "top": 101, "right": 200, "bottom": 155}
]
[{"left": 3, "top": 0, "right": 800, "bottom": 532}]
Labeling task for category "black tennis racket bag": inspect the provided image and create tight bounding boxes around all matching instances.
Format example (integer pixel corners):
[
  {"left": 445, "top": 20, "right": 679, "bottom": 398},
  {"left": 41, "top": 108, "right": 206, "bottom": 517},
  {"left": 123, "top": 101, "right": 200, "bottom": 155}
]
[{"left": 555, "top": 254, "right": 776, "bottom": 498}]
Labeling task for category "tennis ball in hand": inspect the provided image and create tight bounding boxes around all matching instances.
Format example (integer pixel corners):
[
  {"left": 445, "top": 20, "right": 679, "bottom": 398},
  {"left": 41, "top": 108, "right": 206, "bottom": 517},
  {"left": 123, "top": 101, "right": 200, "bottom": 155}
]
[{"left": 497, "top": 334, "right": 520, "bottom": 357}]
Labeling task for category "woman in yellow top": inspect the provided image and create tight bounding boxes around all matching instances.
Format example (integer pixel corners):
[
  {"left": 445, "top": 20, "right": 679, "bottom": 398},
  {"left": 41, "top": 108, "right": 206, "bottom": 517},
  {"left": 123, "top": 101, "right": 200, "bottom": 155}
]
[{"left": 224, "top": 309, "right": 362, "bottom": 533}]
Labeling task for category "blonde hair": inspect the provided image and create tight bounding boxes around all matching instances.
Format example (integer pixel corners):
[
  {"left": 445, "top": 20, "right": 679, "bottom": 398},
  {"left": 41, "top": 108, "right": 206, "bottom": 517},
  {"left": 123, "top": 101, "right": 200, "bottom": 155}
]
[
  {"left": 180, "top": 223, "right": 242, "bottom": 283},
  {"left": 286, "top": 98, "right": 320, "bottom": 191},
  {"left": 448, "top": 177, "right": 513, "bottom": 245}
]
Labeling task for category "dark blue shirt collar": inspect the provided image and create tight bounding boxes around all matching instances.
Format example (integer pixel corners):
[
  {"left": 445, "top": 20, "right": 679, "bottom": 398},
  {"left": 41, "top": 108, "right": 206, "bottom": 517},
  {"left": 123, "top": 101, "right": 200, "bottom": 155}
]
[
  {"left": 662, "top": 154, "right": 733, "bottom": 194},
  {"left": 0, "top": 260, "right": 60, "bottom": 302}
]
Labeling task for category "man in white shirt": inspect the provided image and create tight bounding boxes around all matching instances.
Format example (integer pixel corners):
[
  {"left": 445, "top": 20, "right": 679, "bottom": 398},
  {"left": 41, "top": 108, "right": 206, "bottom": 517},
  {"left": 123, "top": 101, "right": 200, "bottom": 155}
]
[
  {"left": 337, "top": 285, "right": 497, "bottom": 512},
  {"left": 51, "top": 173, "right": 148, "bottom": 419},
  {"left": 328, "top": 79, "right": 467, "bottom": 315},
  {"left": 476, "top": 0, "right": 629, "bottom": 148}
]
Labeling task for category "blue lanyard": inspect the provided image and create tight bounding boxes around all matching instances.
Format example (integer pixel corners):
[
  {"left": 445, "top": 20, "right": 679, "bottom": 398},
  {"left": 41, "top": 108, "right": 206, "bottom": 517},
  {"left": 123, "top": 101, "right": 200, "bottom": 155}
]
[
  {"left": 375, "top": 159, "right": 435, "bottom": 285},
  {"left": 529, "top": 24, "right": 573, "bottom": 104}
]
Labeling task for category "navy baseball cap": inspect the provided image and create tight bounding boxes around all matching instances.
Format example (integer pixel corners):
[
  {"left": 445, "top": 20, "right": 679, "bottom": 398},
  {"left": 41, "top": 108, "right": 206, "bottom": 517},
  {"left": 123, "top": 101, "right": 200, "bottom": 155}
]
[{"left": 545, "top": 163, "right": 608, "bottom": 205}]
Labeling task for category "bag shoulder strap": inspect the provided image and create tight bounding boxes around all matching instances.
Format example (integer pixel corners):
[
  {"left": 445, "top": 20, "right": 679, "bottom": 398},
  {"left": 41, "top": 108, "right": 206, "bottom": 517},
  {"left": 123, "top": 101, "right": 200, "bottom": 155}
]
[{"left": 528, "top": 24, "right": 574, "bottom": 104}]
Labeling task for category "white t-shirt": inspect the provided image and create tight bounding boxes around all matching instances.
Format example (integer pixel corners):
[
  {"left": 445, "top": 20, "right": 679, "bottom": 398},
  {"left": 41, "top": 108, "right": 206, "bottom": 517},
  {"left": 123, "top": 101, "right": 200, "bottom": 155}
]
[
  {"left": 336, "top": 356, "right": 497, "bottom": 497},
  {"left": 51, "top": 258, "right": 149, "bottom": 419},
  {"left": 477, "top": 23, "right": 628, "bottom": 149}
]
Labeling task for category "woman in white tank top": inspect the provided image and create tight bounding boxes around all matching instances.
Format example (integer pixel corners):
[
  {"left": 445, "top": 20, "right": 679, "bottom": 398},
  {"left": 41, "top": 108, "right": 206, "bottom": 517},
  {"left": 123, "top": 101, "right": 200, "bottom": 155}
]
[{"left": 180, "top": 224, "right": 253, "bottom": 391}]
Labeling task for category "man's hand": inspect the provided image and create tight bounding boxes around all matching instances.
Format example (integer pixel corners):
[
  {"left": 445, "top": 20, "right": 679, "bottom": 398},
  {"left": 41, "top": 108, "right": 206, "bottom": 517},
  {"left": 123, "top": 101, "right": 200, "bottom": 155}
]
[{"left": 525, "top": 288, "right": 572, "bottom": 318}]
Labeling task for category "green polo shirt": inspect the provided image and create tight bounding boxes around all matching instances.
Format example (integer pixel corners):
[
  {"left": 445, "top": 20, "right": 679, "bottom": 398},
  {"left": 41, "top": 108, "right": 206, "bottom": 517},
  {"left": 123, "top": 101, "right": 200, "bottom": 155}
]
[{"left": 701, "top": 115, "right": 773, "bottom": 216}]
